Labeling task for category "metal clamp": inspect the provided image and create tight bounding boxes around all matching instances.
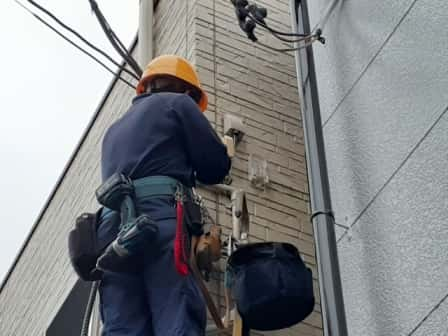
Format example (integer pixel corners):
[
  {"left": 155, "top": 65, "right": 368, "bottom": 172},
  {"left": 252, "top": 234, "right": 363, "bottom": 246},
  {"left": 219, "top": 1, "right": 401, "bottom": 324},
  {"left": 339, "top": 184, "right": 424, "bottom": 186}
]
[{"left": 310, "top": 209, "right": 335, "bottom": 221}]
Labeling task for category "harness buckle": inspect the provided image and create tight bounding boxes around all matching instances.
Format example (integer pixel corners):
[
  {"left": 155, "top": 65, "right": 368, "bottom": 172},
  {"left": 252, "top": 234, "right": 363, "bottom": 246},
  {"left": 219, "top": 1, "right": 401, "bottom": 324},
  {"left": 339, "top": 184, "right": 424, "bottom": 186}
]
[
  {"left": 191, "top": 187, "right": 203, "bottom": 205},
  {"left": 174, "top": 184, "right": 186, "bottom": 203}
]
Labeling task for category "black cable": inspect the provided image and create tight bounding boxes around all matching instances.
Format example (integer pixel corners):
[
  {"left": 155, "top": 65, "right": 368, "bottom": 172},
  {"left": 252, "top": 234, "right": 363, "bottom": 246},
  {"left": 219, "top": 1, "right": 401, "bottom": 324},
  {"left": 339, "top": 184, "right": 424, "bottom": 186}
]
[
  {"left": 231, "top": 0, "right": 308, "bottom": 37},
  {"left": 88, "top": 0, "right": 142, "bottom": 75},
  {"left": 231, "top": 0, "right": 325, "bottom": 52},
  {"left": 109, "top": 27, "right": 142, "bottom": 72},
  {"left": 248, "top": 13, "right": 308, "bottom": 38},
  {"left": 246, "top": 14, "right": 311, "bottom": 43},
  {"left": 231, "top": 1, "right": 325, "bottom": 51},
  {"left": 88, "top": 0, "right": 143, "bottom": 77},
  {"left": 110, "top": 29, "right": 132, "bottom": 60},
  {"left": 256, "top": 38, "right": 318, "bottom": 53},
  {"left": 80, "top": 281, "right": 100, "bottom": 336},
  {"left": 251, "top": 16, "right": 325, "bottom": 45},
  {"left": 15, "top": 0, "right": 137, "bottom": 90},
  {"left": 25, "top": 0, "right": 140, "bottom": 81}
]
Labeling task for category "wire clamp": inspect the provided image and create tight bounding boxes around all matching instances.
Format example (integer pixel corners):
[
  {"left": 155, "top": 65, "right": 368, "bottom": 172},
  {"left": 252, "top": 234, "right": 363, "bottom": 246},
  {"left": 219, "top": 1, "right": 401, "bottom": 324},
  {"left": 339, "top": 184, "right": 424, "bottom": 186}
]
[
  {"left": 314, "top": 29, "right": 326, "bottom": 44},
  {"left": 310, "top": 209, "right": 335, "bottom": 221}
]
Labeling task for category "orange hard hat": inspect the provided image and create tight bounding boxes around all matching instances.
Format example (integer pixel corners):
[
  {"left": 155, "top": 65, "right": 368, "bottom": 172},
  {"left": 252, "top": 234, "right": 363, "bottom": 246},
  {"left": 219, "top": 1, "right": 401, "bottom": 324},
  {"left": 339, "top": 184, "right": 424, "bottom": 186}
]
[{"left": 136, "top": 55, "right": 208, "bottom": 112}]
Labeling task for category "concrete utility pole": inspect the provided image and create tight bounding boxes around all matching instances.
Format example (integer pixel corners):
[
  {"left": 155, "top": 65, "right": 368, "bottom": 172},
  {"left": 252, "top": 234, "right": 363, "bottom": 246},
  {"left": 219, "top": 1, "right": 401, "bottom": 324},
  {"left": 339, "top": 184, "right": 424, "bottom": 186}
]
[
  {"left": 290, "top": 0, "right": 348, "bottom": 335},
  {"left": 138, "top": 0, "right": 153, "bottom": 68}
]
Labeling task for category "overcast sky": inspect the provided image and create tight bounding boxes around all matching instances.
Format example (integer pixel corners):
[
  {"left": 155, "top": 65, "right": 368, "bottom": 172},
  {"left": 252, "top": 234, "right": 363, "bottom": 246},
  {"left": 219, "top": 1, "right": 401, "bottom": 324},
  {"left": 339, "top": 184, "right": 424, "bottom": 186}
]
[{"left": 0, "top": 0, "right": 139, "bottom": 282}]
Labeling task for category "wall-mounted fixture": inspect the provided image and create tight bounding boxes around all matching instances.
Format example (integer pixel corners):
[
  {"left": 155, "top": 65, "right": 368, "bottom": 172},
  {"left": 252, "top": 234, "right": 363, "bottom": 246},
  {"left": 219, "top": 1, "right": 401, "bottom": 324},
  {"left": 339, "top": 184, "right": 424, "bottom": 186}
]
[
  {"left": 222, "top": 114, "right": 246, "bottom": 185},
  {"left": 224, "top": 114, "right": 245, "bottom": 144},
  {"left": 248, "top": 154, "right": 269, "bottom": 189}
]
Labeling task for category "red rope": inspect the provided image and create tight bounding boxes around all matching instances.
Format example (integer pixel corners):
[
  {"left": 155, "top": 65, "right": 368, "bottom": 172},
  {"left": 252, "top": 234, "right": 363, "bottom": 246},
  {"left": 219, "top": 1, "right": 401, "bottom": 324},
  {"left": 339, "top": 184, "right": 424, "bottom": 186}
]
[{"left": 175, "top": 200, "right": 189, "bottom": 276}]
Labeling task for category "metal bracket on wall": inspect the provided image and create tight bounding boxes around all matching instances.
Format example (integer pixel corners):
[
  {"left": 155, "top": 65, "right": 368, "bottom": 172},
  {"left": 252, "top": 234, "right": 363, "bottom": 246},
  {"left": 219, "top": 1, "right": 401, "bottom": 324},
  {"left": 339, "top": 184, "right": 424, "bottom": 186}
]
[
  {"left": 205, "top": 184, "right": 250, "bottom": 246},
  {"left": 203, "top": 183, "right": 251, "bottom": 335}
]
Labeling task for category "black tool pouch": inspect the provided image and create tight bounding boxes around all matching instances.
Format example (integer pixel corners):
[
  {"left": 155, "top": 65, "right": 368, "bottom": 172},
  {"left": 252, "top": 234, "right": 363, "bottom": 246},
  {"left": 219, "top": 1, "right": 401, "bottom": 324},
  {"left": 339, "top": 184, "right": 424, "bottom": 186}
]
[
  {"left": 227, "top": 242, "right": 315, "bottom": 331},
  {"left": 183, "top": 200, "right": 204, "bottom": 237},
  {"left": 96, "top": 173, "right": 134, "bottom": 211},
  {"left": 68, "top": 209, "right": 104, "bottom": 281}
]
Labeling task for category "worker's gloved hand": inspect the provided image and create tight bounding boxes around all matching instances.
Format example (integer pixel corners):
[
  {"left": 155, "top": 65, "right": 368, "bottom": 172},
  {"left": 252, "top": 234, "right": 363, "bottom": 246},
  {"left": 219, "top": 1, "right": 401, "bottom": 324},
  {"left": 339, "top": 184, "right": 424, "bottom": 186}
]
[{"left": 96, "top": 214, "right": 158, "bottom": 274}]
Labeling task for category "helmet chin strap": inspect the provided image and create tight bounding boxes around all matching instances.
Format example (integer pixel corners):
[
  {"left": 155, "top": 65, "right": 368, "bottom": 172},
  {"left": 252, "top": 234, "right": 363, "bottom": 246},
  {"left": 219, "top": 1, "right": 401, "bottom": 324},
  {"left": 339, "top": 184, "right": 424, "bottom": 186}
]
[
  {"left": 145, "top": 78, "right": 201, "bottom": 104},
  {"left": 146, "top": 76, "right": 184, "bottom": 92}
]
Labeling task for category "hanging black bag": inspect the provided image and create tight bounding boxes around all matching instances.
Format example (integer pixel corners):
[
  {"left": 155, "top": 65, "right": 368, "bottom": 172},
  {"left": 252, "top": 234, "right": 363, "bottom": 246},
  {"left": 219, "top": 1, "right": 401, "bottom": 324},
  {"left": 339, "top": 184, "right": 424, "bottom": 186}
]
[
  {"left": 227, "top": 242, "right": 315, "bottom": 331},
  {"left": 68, "top": 209, "right": 120, "bottom": 281}
]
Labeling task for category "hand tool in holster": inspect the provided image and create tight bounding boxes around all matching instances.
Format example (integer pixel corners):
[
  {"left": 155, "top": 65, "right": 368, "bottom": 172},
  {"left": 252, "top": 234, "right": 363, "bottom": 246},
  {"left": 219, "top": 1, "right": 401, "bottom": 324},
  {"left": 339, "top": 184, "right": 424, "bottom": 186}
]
[{"left": 95, "top": 173, "right": 159, "bottom": 273}]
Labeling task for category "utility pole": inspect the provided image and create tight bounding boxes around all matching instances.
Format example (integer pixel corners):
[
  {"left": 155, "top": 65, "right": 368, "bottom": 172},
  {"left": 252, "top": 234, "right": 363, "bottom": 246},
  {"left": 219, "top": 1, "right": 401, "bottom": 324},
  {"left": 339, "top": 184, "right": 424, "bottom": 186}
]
[
  {"left": 290, "top": 0, "right": 348, "bottom": 335},
  {"left": 138, "top": 0, "right": 153, "bottom": 68}
]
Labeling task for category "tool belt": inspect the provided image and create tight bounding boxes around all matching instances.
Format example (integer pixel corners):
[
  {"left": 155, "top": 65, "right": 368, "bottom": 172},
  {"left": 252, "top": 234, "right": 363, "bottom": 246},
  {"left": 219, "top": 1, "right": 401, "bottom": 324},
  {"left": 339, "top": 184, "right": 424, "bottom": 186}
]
[{"left": 68, "top": 174, "right": 224, "bottom": 328}]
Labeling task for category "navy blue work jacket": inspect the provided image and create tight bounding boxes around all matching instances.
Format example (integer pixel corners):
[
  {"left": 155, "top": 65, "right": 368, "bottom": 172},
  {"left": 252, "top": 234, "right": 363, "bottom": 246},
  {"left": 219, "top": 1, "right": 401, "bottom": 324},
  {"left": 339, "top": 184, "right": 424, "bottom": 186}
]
[{"left": 101, "top": 92, "right": 231, "bottom": 187}]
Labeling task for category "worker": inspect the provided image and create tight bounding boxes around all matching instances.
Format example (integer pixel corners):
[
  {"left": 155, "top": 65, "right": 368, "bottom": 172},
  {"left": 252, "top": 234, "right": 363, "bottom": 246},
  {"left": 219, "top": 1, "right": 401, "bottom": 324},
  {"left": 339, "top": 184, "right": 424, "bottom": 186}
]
[{"left": 95, "top": 55, "right": 231, "bottom": 336}]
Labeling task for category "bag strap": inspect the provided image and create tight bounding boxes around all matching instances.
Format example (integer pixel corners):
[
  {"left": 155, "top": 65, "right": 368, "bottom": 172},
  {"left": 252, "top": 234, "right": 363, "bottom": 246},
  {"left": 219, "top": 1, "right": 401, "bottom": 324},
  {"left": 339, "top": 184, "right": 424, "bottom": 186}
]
[{"left": 189, "top": 236, "right": 225, "bottom": 330}]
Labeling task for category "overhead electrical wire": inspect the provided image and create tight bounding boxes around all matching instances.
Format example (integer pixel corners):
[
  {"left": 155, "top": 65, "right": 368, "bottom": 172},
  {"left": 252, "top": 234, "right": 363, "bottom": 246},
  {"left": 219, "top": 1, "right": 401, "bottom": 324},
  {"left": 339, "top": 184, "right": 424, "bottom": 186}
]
[
  {"left": 252, "top": 26, "right": 316, "bottom": 44},
  {"left": 88, "top": 0, "right": 143, "bottom": 77},
  {"left": 252, "top": 22, "right": 320, "bottom": 53},
  {"left": 245, "top": 9, "right": 323, "bottom": 44},
  {"left": 256, "top": 36, "right": 320, "bottom": 53},
  {"left": 24, "top": 0, "right": 140, "bottom": 81},
  {"left": 249, "top": 20, "right": 312, "bottom": 43},
  {"left": 246, "top": 13, "right": 308, "bottom": 38},
  {"left": 14, "top": 0, "right": 137, "bottom": 90}
]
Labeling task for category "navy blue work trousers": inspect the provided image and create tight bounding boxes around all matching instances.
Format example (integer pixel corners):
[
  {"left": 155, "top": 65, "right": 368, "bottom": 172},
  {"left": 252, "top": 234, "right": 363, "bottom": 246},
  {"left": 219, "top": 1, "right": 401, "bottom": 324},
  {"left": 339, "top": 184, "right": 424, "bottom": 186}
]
[{"left": 97, "top": 197, "right": 206, "bottom": 336}]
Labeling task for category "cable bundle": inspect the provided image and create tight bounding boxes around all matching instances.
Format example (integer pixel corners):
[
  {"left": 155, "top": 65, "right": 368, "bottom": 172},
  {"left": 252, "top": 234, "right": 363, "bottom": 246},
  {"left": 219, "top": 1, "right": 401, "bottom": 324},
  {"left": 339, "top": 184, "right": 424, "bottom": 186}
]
[
  {"left": 14, "top": 0, "right": 142, "bottom": 89},
  {"left": 230, "top": 0, "right": 326, "bottom": 53}
]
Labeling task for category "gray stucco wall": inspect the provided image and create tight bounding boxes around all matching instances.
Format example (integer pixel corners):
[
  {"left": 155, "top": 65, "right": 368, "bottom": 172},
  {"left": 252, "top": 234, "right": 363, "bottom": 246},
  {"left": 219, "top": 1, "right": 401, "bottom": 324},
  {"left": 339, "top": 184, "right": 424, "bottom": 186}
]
[{"left": 307, "top": 0, "right": 448, "bottom": 335}]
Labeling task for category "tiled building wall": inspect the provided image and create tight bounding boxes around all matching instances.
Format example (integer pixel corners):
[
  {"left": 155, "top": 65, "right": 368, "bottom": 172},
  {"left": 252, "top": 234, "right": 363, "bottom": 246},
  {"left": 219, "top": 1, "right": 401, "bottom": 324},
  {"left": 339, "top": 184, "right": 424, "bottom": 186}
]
[{"left": 194, "top": 1, "right": 321, "bottom": 335}]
